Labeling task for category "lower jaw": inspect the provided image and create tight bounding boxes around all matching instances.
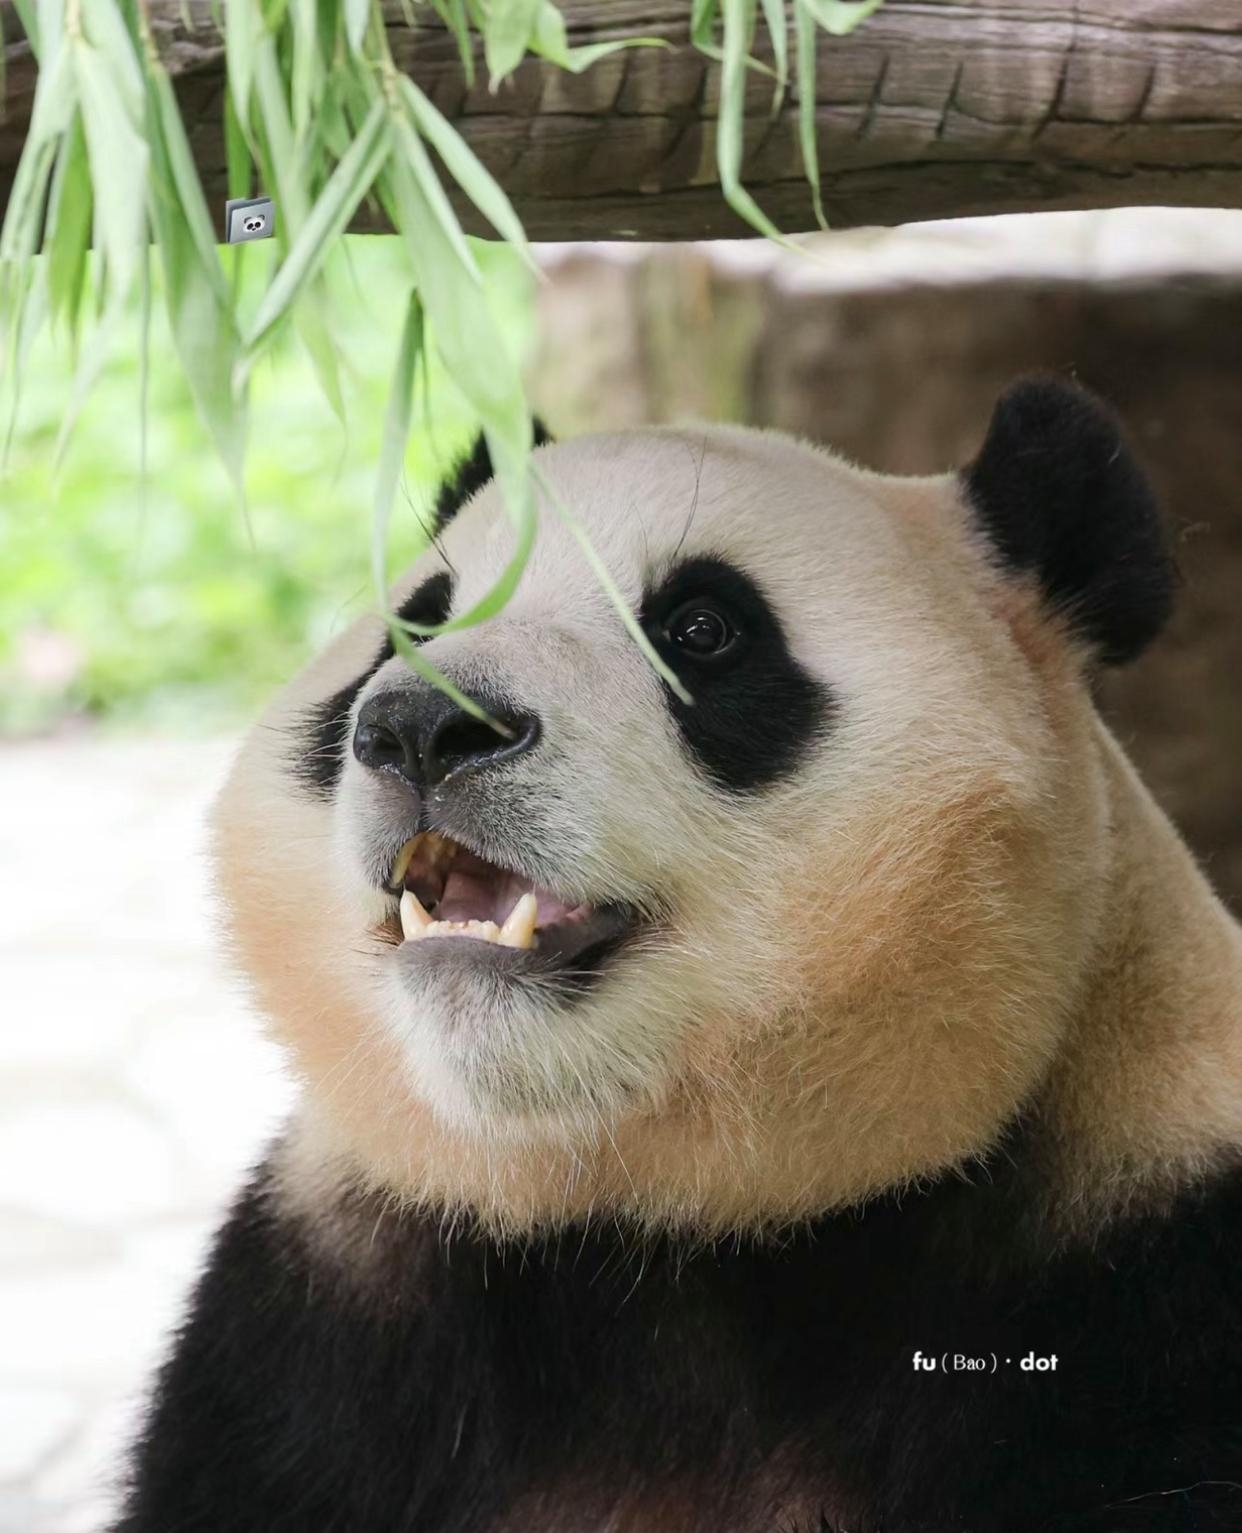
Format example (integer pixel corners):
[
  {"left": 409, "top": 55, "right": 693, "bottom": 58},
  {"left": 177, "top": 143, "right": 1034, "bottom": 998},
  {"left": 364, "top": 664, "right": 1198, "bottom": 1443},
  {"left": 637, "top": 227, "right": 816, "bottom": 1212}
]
[{"left": 389, "top": 905, "right": 639, "bottom": 993}]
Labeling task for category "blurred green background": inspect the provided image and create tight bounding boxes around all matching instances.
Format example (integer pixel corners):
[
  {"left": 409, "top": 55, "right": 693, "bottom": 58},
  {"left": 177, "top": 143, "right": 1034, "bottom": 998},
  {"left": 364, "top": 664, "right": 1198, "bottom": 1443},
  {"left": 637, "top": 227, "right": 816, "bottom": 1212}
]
[{"left": 0, "top": 236, "right": 531, "bottom": 735}]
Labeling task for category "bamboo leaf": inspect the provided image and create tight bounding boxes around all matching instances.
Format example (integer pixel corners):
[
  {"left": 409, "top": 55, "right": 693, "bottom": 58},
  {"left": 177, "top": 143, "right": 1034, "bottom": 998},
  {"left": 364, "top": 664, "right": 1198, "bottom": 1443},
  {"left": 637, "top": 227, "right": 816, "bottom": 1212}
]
[
  {"left": 382, "top": 144, "right": 537, "bottom": 636},
  {"left": 482, "top": 0, "right": 540, "bottom": 86},
  {"left": 430, "top": 0, "right": 475, "bottom": 84},
  {"left": 758, "top": 0, "right": 787, "bottom": 111},
  {"left": 79, "top": 0, "right": 143, "bottom": 109},
  {"left": 145, "top": 62, "right": 248, "bottom": 492},
  {"left": 74, "top": 40, "right": 147, "bottom": 301},
  {"left": 32, "top": 0, "right": 64, "bottom": 68},
  {"left": 154, "top": 233, "right": 248, "bottom": 493},
  {"left": 716, "top": 0, "right": 785, "bottom": 240},
  {"left": 388, "top": 152, "right": 525, "bottom": 467},
  {"left": 224, "top": 88, "right": 252, "bottom": 296},
  {"left": 390, "top": 112, "right": 481, "bottom": 284},
  {"left": 371, "top": 289, "right": 424, "bottom": 597},
  {"left": 44, "top": 114, "right": 93, "bottom": 332},
  {"left": 793, "top": 0, "right": 827, "bottom": 228},
  {"left": 290, "top": 0, "right": 321, "bottom": 142},
  {"left": 245, "top": 96, "right": 389, "bottom": 350},
  {"left": 797, "top": 0, "right": 885, "bottom": 36},
  {"left": 533, "top": 465, "right": 693, "bottom": 704},
  {"left": 315, "top": 0, "right": 344, "bottom": 80},
  {"left": 224, "top": 78, "right": 252, "bottom": 204},
  {"left": 389, "top": 628, "right": 506, "bottom": 730},
  {"left": 252, "top": 37, "right": 306, "bottom": 228},
  {"left": 0, "top": 135, "right": 57, "bottom": 263},
  {"left": 225, "top": 0, "right": 260, "bottom": 128},
  {"left": 399, "top": 78, "right": 533, "bottom": 268},
  {"left": 53, "top": 33, "right": 160, "bottom": 465},
  {"left": 396, "top": 481, "right": 537, "bottom": 637},
  {"left": 691, "top": 0, "right": 719, "bottom": 53},
  {"left": 150, "top": 64, "right": 229, "bottom": 299},
  {"left": 1, "top": 264, "right": 47, "bottom": 468},
  {"left": 0, "top": 45, "right": 75, "bottom": 262},
  {"left": 262, "top": 0, "right": 291, "bottom": 33},
  {"left": 344, "top": 0, "right": 368, "bottom": 56},
  {"left": 530, "top": 3, "right": 666, "bottom": 72},
  {"left": 11, "top": 0, "right": 40, "bottom": 59}
]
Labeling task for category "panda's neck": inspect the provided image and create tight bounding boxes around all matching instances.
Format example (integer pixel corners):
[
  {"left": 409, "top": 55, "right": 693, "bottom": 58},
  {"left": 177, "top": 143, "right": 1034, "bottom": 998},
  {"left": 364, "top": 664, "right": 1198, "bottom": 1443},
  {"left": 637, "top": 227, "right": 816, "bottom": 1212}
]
[{"left": 1034, "top": 719, "right": 1242, "bottom": 1223}]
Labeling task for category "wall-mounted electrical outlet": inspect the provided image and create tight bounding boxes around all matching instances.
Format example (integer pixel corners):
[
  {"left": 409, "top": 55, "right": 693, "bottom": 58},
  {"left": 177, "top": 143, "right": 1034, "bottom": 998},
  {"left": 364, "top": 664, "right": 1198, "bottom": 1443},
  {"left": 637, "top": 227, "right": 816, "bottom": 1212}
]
[{"left": 225, "top": 196, "right": 276, "bottom": 244}]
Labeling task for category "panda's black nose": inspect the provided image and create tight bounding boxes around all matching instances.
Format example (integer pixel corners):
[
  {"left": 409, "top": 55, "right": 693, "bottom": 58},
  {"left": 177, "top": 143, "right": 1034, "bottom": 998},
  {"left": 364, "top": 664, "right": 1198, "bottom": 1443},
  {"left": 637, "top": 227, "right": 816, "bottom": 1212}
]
[{"left": 352, "top": 685, "right": 540, "bottom": 789}]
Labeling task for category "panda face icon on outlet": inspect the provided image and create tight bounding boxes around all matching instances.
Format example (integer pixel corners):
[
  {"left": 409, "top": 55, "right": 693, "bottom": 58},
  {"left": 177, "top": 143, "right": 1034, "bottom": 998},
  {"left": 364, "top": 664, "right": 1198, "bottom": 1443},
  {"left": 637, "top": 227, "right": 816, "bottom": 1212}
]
[{"left": 224, "top": 195, "right": 275, "bottom": 244}]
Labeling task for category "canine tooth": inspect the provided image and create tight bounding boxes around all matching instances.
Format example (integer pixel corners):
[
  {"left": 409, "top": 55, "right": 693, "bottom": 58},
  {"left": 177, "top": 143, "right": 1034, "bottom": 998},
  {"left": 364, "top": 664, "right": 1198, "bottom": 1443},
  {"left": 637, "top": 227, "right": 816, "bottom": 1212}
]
[
  {"left": 498, "top": 893, "right": 538, "bottom": 950},
  {"left": 400, "top": 889, "right": 433, "bottom": 941},
  {"left": 391, "top": 836, "right": 420, "bottom": 887},
  {"left": 425, "top": 833, "right": 455, "bottom": 868}
]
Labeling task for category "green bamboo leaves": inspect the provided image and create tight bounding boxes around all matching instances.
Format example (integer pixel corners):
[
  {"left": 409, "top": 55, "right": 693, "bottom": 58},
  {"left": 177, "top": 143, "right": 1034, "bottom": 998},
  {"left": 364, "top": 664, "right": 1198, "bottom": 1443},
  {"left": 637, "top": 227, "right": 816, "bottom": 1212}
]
[
  {"left": 698, "top": 0, "right": 885, "bottom": 240},
  {"left": 797, "top": 0, "right": 885, "bottom": 36},
  {"left": 372, "top": 290, "right": 425, "bottom": 603},
  {"left": 144, "top": 61, "right": 247, "bottom": 486},
  {"left": 0, "top": 0, "right": 887, "bottom": 699},
  {"left": 368, "top": 291, "right": 505, "bottom": 727},
  {"left": 400, "top": 79, "right": 532, "bottom": 265},
  {"left": 245, "top": 99, "right": 391, "bottom": 352}
]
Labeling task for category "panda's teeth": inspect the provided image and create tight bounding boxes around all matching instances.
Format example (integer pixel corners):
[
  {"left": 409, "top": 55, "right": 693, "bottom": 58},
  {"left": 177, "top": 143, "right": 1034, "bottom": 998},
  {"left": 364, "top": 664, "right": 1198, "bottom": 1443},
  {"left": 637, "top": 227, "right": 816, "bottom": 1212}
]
[
  {"left": 390, "top": 830, "right": 455, "bottom": 890},
  {"left": 391, "top": 837, "right": 420, "bottom": 888},
  {"left": 418, "top": 919, "right": 502, "bottom": 943},
  {"left": 400, "top": 889, "right": 433, "bottom": 940},
  {"left": 498, "top": 893, "right": 538, "bottom": 949},
  {"left": 398, "top": 891, "right": 538, "bottom": 949}
]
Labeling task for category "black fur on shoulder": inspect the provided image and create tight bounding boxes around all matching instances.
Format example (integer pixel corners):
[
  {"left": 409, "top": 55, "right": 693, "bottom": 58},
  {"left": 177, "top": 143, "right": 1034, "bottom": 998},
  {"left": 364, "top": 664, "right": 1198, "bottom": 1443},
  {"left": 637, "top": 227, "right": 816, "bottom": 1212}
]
[
  {"left": 964, "top": 378, "right": 1177, "bottom": 665},
  {"left": 434, "top": 420, "right": 552, "bottom": 531},
  {"left": 114, "top": 1136, "right": 1242, "bottom": 1533}
]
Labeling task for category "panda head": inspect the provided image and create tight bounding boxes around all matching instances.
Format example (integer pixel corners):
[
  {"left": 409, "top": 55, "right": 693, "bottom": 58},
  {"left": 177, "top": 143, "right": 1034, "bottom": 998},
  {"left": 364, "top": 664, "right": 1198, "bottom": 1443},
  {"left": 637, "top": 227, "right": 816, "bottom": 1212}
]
[{"left": 214, "top": 379, "right": 1175, "bottom": 1234}]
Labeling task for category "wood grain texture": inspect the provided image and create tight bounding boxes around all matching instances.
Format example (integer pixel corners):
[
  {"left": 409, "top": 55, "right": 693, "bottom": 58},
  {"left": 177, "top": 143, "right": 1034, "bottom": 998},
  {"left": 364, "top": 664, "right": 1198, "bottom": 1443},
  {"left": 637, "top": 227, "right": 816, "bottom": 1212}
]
[{"left": 3, "top": 1, "right": 1242, "bottom": 239}]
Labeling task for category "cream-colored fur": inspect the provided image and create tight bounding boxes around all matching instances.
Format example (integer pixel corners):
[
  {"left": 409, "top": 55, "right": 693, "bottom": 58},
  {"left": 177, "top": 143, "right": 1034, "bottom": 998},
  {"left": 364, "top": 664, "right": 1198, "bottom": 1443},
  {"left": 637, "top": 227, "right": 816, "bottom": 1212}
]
[{"left": 212, "top": 427, "right": 1242, "bottom": 1237}]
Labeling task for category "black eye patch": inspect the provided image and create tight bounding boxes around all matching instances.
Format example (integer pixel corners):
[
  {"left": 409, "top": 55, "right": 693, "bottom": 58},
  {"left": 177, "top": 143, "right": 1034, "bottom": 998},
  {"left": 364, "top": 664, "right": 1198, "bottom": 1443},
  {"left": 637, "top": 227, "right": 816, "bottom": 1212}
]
[
  {"left": 639, "top": 556, "right": 832, "bottom": 794},
  {"left": 294, "top": 571, "right": 453, "bottom": 798}
]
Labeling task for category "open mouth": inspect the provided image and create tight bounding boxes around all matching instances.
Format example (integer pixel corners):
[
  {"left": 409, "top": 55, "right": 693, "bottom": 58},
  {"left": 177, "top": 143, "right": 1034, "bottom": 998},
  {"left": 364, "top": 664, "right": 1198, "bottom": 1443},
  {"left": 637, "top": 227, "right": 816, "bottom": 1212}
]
[{"left": 384, "top": 832, "right": 634, "bottom": 973}]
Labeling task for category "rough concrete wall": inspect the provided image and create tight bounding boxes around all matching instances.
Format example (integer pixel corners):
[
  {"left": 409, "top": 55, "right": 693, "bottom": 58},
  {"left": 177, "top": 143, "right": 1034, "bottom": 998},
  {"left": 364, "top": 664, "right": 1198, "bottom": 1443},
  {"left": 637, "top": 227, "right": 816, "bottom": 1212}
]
[{"left": 531, "top": 224, "right": 1242, "bottom": 909}]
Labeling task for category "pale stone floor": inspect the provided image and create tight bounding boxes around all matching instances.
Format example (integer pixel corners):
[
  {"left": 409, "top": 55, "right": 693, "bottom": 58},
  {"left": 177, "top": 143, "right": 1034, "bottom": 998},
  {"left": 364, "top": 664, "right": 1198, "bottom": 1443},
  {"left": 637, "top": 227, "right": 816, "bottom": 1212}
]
[{"left": 0, "top": 736, "right": 295, "bottom": 1533}]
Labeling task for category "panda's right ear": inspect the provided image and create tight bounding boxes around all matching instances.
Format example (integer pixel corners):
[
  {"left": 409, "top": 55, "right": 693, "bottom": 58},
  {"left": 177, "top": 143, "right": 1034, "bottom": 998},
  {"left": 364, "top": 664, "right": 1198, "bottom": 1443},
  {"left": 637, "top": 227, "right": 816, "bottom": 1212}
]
[
  {"left": 433, "top": 420, "right": 553, "bottom": 531},
  {"left": 963, "top": 378, "right": 1176, "bottom": 666}
]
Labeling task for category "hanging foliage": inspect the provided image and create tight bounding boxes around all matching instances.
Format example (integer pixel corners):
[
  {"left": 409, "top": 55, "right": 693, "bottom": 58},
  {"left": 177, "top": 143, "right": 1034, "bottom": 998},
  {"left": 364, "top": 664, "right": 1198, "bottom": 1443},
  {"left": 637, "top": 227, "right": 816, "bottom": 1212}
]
[{"left": 0, "top": 0, "right": 883, "bottom": 694}]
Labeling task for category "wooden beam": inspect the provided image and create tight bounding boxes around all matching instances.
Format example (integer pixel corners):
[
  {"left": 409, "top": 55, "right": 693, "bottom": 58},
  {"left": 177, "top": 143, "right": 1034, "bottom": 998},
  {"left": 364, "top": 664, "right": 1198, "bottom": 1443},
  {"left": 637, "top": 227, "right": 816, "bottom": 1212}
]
[{"left": 4, "top": 1, "right": 1242, "bottom": 241}]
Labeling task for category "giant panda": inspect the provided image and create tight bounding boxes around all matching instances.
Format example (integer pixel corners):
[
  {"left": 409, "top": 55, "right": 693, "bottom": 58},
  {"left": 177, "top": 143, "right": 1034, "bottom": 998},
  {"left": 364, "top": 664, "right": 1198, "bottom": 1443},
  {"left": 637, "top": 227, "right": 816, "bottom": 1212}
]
[{"left": 115, "top": 379, "right": 1242, "bottom": 1533}]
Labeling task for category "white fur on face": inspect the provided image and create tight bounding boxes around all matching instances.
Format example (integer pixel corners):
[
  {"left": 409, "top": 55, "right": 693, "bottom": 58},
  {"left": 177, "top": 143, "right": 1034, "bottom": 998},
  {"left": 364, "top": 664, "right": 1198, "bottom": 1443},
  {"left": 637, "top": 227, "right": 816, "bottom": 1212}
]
[{"left": 214, "top": 427, "right": 1111, "bottom": 1232}]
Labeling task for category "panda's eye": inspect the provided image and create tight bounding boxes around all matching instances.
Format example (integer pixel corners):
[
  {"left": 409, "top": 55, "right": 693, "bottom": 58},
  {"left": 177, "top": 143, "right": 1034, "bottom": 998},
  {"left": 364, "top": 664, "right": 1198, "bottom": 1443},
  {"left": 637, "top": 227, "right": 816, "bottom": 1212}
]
[{"left": 666, "top": 600, "right": 737, "bottom": 658}]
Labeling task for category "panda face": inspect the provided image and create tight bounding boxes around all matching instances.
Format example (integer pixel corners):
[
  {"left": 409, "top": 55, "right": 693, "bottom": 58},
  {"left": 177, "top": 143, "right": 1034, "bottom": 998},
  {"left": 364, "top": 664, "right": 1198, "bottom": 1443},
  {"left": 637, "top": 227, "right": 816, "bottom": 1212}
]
[
  {"left": 213, "top": 394, "right": 1171, "bottom": 1232},
  {"left": 329, "top": 435, "right": 848, "bottom": 1132}
]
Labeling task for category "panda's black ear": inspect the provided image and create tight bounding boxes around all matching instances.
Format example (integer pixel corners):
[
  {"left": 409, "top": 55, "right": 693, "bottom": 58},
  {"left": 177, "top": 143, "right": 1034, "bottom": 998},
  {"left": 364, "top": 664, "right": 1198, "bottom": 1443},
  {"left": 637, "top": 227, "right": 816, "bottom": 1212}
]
[
  {"left": 963, "top": 378, "right": 1176, "bottom": 666},
  {"left": 433, "top": 420, "right": 553, "bottom": 530}
]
